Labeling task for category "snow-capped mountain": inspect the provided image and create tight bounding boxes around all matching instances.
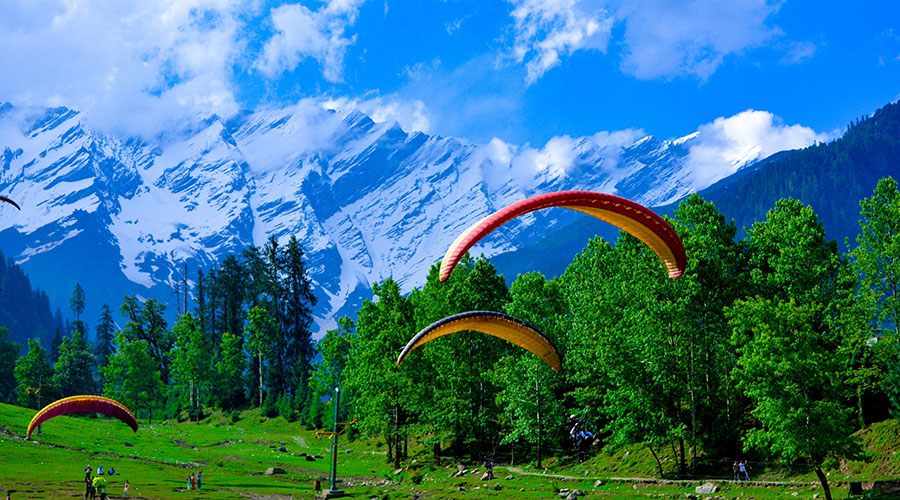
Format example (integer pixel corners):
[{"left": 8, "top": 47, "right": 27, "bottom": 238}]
[{"left": 0, "top": 101, "right": 751, "bottom": 335}]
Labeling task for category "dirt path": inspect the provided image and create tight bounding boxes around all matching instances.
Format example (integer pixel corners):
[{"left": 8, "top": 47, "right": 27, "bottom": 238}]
[{"left": 501, "top": 466, "right": 818, "bottom": 487}]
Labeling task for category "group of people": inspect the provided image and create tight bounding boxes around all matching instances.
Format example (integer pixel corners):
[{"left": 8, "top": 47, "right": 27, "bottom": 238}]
[
  {"left": 185, "top": 471, "right": 202, "bottom": 490},
  {"left": 732, "top": 460, "right": 752, "bottom": 482},
  {"left": 83, "top": 465, "right": 128, "bottom": 499},
  {"left": 567, "top": 414, "right": 596, "bottom": 462}
]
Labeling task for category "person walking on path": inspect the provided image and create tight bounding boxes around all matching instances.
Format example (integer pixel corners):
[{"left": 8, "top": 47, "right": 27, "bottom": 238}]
[
  {"left": 740, "top": 460, "right": 752, "bottom": 481},
  {"left": 732, "top": 461, "right": 739, "bottom": 481}
]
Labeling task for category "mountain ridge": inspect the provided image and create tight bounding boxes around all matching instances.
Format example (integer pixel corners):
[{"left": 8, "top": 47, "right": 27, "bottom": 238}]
[{"left": 0, "top": 101, "right": 772, "bottom": 336}]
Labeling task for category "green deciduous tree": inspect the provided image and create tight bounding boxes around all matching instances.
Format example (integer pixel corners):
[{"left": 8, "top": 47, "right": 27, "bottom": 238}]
[
  {"left": 344, "top": 278, "right": 416, "bottom": 469},
  {"left": 416, "top": 256, "right": 512, "bottom": 459},
  {"left": 245, "top": 306, "right": 278, "bottom": 409},
  {"left": 120, "top": 296, "right": 171, "bottom": 385},
  {"left": 729, "top": 199, "right": 856, "bottom": 500},
  {"left": 848, "top": 177, "right": 900, "bottom": 419},
  {"left": 14, "top": 338, "right": 54, "bottom": 408},
  {"left": 214, "top": 331, "right": 246, "bottom": 410},
  {"left": 171, "top": 313, "right": 212, "bottom": 422},
  {"left": 52, "top": 329, "right": 96, "bottom": 397},
  {"left": 311, "top": 316, "right": 353, "bottom": 400},
  {"left": 729, "top": 298, "right": 856, "bottom": 500},
  {"left": 102, "top": 332, "right": 164, "bottom": 423},
  {"left": 491, "top": 272, "right": 567, "bottom": 468}
]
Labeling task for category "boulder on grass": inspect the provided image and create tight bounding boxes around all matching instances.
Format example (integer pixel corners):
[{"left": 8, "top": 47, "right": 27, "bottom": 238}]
[{"left": 695, "top": 482, "right": 719, "bottom": 494}]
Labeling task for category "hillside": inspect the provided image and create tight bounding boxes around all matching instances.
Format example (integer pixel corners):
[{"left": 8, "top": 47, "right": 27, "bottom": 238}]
[
  {"left": 0, "top": 247, "right": 59, "bottom": 351},
  {"left": 0, "top": 402, "right": 897, "bottom": 499},
  {"left": 491, "top": 100, "right": 900, "bottom": 282},
  {"left": 699, "top": 100, "right": 900, "bottom": 245}
]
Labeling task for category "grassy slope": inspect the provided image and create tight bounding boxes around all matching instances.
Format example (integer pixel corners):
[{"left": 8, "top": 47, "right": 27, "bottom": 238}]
[{"left": 1, "top": 402, "right": 898, "bottom": 500}]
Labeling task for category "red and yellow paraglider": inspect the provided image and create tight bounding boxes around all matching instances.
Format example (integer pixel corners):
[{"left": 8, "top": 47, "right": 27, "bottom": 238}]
[
  {"left": 26, "top": 395, "right": 139, "bottom": 439},
  {"left": 397, "top": 310, "right": 561, "bottom": 372},
  {"left": 439, "top": 190, "right": 687, "bottom": 282}
]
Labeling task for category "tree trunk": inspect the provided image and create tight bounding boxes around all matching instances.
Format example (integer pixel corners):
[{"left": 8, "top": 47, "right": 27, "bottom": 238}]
[
  {"left": 647, "top": 444, "right": 664, "bottom": 477},
  {"left": 537, "top": 432, "right": 543, "bottom": 469},
  {"left": 393, "top": 434, "right": 401, "bottom": 470},
  {"left": 393, "top": 402, "right": 401, "bottom": 470},
  {"left": 857, "top": 390, "right": 865, "bottom": 429},
  {"left": 678, "top": 438, "right": 686, "bottom": 477},
  {"left": 258, "top": 352, "right": 264, "bottom": 409},
  {"left": 536, "top": 378, "right": 543, "bottom": 468},
  {"left": 434, "top": 442, "right": 441, "bottom": 466},
  {"left": 815, "top": 468, "right": 833, "bottom": 500},
  {"left": 387, "top": 433, "right": 393, "bottom": 463}
]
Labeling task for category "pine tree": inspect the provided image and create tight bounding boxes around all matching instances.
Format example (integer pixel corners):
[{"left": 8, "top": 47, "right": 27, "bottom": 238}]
[
  {"left": 50, "top": 327, "right": 63, "bottom": 364},
  {"left": 282, "top": 236, "right": 317, "bottom": 402},
  {"left": 95, "top": 304, "right": 116, "bottom": 373},
  {"left": 70, "top": 283, "right": 87, "bottom": 336},
  {"left": 0, "top": 327, "right": 21, "bottom": 403}
]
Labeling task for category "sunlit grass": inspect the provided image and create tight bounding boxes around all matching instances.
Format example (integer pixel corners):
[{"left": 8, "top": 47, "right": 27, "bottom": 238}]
[{"left": 1, "top": 402, "right": 898, "bottom": 499}]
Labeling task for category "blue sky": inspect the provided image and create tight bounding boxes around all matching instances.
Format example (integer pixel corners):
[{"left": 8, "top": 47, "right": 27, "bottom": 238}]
[{"left": 1, "top": 0, "right": 899, "bottom": 148}]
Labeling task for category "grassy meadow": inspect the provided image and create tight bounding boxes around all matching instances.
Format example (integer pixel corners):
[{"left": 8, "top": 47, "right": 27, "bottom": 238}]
[{"left": 1, "top": 402, "right": 898, "bottom": 499}]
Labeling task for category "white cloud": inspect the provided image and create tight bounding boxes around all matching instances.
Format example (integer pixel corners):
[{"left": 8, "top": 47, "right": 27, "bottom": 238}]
[
  {"left": 502, "top": 0, "right": 787, "bottom": 82},
  {"left": 615, "top": 0, "right": 784, "bottom": 80},
  {"left": 255, "top": 0, "right": 364, "bottom": 82},
  {"left": 687, "top": 109, "right": 834, "bottom": 187},
  {"left": 781, "top": 40, "right": 818, "bottom": 65},
  {"left": 476, "top": 128, "right": 644, "bottom": 188},
  {"left": 0, "top": 0, "right": 248, "bottom": 137},
  {"left": 322, "top": 95, "right": 432, "bottom": 134},
  {"left": 506, "top": 0, "right": 614, "bottom": 84}
]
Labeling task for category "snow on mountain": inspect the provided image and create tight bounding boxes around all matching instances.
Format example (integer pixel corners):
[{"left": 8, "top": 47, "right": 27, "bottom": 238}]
[{"left": 0, "top": 101, "right": 742, "bottom": 335}]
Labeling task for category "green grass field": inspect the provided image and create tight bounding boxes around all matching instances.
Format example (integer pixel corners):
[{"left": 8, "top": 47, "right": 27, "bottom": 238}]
[{"left": 1, "top": 402, "right": 898, "bottom": 499}]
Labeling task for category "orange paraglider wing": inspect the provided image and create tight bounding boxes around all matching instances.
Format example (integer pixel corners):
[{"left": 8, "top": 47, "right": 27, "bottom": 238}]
[
  {"left": 396, "top": 310, "right": 561, "bottom": 372},
  {"left": 0, "top": 196, "right": 20, "bottom": 210},
  {"left": 26, "top": 395, "right": 139, "bottom": 439},
  {"left": 439, "top": 190, "right": 686, "bottom": 282}
]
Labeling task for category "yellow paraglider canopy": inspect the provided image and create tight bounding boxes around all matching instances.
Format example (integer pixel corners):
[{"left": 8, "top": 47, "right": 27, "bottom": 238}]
[{"left": 396, "top": 310, "right": 561, "bottom": 372}]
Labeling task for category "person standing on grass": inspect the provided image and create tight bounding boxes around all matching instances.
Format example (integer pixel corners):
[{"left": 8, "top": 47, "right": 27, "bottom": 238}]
[
  {"left": 124, "top": 480, "right": 129, "bottom": 497},
  {"left": 197, "top": 471, "right": 202, "bottom": 489},
  {"left": 190, "top": 473, "right": 196, "bottom": 490},
  {"left": 186, "top": 474, "right": 191, "bottom": 490},
  {"left": 741, "top": 460, "right": 752, "bottom": 481}
]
